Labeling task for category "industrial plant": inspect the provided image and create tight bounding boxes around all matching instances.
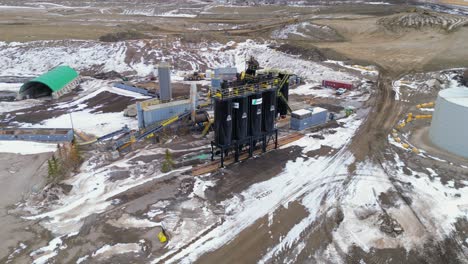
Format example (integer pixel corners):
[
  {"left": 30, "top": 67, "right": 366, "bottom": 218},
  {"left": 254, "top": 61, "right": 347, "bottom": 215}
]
[{"left": 1, "top": 1, "right": 468, "bottom": 263}]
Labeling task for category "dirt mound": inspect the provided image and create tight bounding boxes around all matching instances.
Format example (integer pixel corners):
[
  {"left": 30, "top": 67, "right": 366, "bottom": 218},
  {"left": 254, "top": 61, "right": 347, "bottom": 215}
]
[
  {"left": 99, "top": 31, "right": 149, "bottom": 42},
  {"left": 94, "top": 71, "right": 124, "bottom": 80},
  {"left": 276, "top": 43, "right": 349, "bottom": 62},
  {"left": 378, "top": 10, "right": 468, "bottom": 32},
  {"left": 271, "top": 22, "right": 343, "bottom": 42},
  {"left": 277, "top": 44, "right": 327, "bottom": 61}
]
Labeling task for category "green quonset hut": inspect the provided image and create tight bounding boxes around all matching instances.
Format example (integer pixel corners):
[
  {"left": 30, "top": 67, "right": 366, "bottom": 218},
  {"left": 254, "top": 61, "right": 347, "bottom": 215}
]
[{"left": 19, "top": 66, "right": 80, "bottom": 99}]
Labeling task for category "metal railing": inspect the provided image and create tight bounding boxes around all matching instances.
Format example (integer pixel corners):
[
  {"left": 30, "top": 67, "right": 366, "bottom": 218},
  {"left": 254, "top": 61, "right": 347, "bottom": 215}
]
[{"left": 211, "top": 79, "right": 279, "bottom": 100}]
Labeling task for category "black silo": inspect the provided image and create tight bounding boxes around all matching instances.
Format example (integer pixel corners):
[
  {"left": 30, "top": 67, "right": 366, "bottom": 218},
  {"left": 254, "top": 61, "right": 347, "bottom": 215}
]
[
  {"left": 232, "top": 95, "right": 249, "bottom": 141},
  {"left": 248, "top": 92, "right": 263, "bottom": 137},
  {"left": 214, "top": 98, "right": 233, "bottom": 146},
  {"left": 277, "top": 73, "right": 289, "bottom": 116},
  {"left": 262, "top": 89, "right": 277, "bottom": 132}
]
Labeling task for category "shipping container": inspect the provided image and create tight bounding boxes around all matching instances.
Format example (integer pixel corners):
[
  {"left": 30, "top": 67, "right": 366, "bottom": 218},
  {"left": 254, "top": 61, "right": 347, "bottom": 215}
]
[
  {"left": 322, "top": 80, "right": 353, "bottom": 90},
  {"left": 290, "top": 107, "right": 328, "bottom": 130}
]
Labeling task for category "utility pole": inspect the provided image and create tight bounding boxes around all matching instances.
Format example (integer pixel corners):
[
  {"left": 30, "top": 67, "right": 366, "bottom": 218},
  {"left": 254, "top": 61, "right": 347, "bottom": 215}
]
[{"left": 69, "top": 113, "right": 75, "bottom": 139}]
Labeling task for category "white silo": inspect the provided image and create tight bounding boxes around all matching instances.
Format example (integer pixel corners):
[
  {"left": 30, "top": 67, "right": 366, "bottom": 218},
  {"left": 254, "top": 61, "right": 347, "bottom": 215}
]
[{"left": 429, "top": 87, "right": 468, "bottom": 158}]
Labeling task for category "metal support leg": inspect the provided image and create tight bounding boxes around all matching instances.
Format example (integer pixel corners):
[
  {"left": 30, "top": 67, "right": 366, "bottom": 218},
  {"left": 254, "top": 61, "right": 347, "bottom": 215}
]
[
  {"left": 262, "top": 135, "right": 267, "bottom": 153},
  {"left": 211, "top": 142, "right": 215, "bottom": 161},
  {"left": 275, "top": 130, "right": 278, "bottom": 149},
  {"left": 220, "top": 148, "right": 224, "bottom": 168}
]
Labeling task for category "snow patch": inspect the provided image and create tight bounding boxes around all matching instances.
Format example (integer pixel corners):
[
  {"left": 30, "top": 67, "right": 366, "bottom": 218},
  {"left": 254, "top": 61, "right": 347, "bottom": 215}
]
[{"left": 0, "top": 140, "right": 57, "bottom": 155}]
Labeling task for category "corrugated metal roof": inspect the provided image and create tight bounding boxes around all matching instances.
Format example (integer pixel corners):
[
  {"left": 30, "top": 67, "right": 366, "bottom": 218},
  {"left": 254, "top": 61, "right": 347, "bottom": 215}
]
[{"left": 20, "top": 66, "right": 79, "bottom": 93}]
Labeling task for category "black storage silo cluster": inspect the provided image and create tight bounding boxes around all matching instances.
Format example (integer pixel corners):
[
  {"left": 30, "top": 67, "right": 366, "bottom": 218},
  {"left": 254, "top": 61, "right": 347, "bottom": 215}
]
[
  {"left": 248, "top": 92, "right": 263, "bottom": 137},
  {"left": 277, "top": 73, "right": 289, "bottom": 116},
  {"left": 211, "top": 80, "right": 279, "bottom": 167},
  {"left": 232, "top": 95, "right": 249, "bottom": 141},
  {"left": 262, "top": 89, "right": 277, "bottom": 133},
  {"left": 214, "top": 98, "right": 233, "bottom": 146}
]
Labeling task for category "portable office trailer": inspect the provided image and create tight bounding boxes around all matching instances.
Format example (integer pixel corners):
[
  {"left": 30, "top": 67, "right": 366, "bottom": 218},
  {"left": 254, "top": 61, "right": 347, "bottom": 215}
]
[{"left": 290, "top": 107, "right": 328, "bottom": 130}]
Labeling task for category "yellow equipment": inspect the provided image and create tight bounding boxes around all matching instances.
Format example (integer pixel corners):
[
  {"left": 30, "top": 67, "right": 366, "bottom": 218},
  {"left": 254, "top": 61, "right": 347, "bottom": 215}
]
[
  {"left": 406, "top": 113, "right": 414, "bottom": 123},
  {"left": 161, "top": 115, "right": 180, "bottom": 127},
  {"left": 184, "top": 72, "right": 205, "bottom": 81},
  {"left": 240, "top": 71, "right": 246, "bottom": 80},
  {"left": 402, "top": 143, "right": 410, "bottom": 149},
  {"left": 201, "top": 119, "right": 214, "bottom": 137},
  {"left": 397, "top": 121, "right": 406, "bottom": 130},
  {"left": 158, "top": 231, "right": 167, "bottom": 243},
  {"left": 416, "top": 102, "right": 435, "bottom": 109},
  {"left": 276, "top": 74, "right": 292, "bottom": 114},
  {"left": 415, "top": 115, "right": 432, "bottom": 120}
]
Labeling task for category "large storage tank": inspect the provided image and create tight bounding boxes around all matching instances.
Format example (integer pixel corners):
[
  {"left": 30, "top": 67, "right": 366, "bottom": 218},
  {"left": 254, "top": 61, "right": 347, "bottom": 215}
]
[
  {"left": 429, "top": 87, "right": 468, "bottom": 158},
  {"left": 214, "top": 99, "right": 233, "bottom": 146},
  {"left": 232, "top": 96, "right": 249, "bottom": 140},
  {"left": 262, "top": 89, "right": 277, "bottom": 132},
  {"left": 277, "top": 73, "right": 289, "bottom": 116},
  {"left": 248, "top": 92, "right": 263, "bottom": 137}
]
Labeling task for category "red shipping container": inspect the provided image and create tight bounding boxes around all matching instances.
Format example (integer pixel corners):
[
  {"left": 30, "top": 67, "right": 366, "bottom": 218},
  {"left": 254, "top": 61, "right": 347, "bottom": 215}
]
[{"left": 322, "top": 80, "right": 353, "bottom": 90}]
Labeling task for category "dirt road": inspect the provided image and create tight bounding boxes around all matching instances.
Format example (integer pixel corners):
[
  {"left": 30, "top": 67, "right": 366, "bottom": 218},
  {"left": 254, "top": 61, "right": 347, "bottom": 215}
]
[{"left": 0, "top": 153, "right": 50, "bottom": 258}]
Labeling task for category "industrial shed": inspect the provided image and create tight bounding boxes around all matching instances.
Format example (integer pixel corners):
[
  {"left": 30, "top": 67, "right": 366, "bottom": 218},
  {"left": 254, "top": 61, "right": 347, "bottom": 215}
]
[{"left": 19, "top": 66, "right": 80, "bottom": 99}]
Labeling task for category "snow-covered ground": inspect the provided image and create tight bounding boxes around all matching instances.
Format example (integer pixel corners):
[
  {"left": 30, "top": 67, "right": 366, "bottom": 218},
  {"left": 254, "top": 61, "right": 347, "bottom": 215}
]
[
  {"left": 0, "top": 39, "right": 360, "bottom": 81},
  {"left": 0, "top": 82, "right": 22, "bottom": 92},
  {"left": 0, "top": 140, "right": 57, "bottom": 155}
]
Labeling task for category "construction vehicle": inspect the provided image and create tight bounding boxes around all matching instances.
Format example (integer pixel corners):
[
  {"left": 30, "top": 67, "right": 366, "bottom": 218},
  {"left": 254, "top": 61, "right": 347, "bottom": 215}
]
[
  {"left": 239, "top": 56, "right": 262, "bottom": 83},
  {"left": 184, "top": 72, "right": 205, "bottom": 81}
]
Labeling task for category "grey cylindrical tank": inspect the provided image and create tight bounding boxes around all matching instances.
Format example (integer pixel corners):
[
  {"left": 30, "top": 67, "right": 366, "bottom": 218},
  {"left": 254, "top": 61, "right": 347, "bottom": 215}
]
[
  {"left": 262, "top": 89, "right": 277, "bottom": 132},
  {"left": 158, "top": 62, "right": 172, "bottom": 101},
  {"left": 214, "top": 98, "right": 233, "bottom": 146},
  {"left": 429, "top": 87, "right": 468, "bottom": 158},
  {"left": 248, "top": 92, "right": 263, "bottom": 137},
  {"left": 232, "top": 95, "right": 249, "bottom": 140}
]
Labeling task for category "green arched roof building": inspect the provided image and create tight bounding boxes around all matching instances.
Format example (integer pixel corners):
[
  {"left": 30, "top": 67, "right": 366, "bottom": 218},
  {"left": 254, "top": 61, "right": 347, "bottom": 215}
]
[{"left": 20, "top": 66, "right": 79, "bottom": 99}]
